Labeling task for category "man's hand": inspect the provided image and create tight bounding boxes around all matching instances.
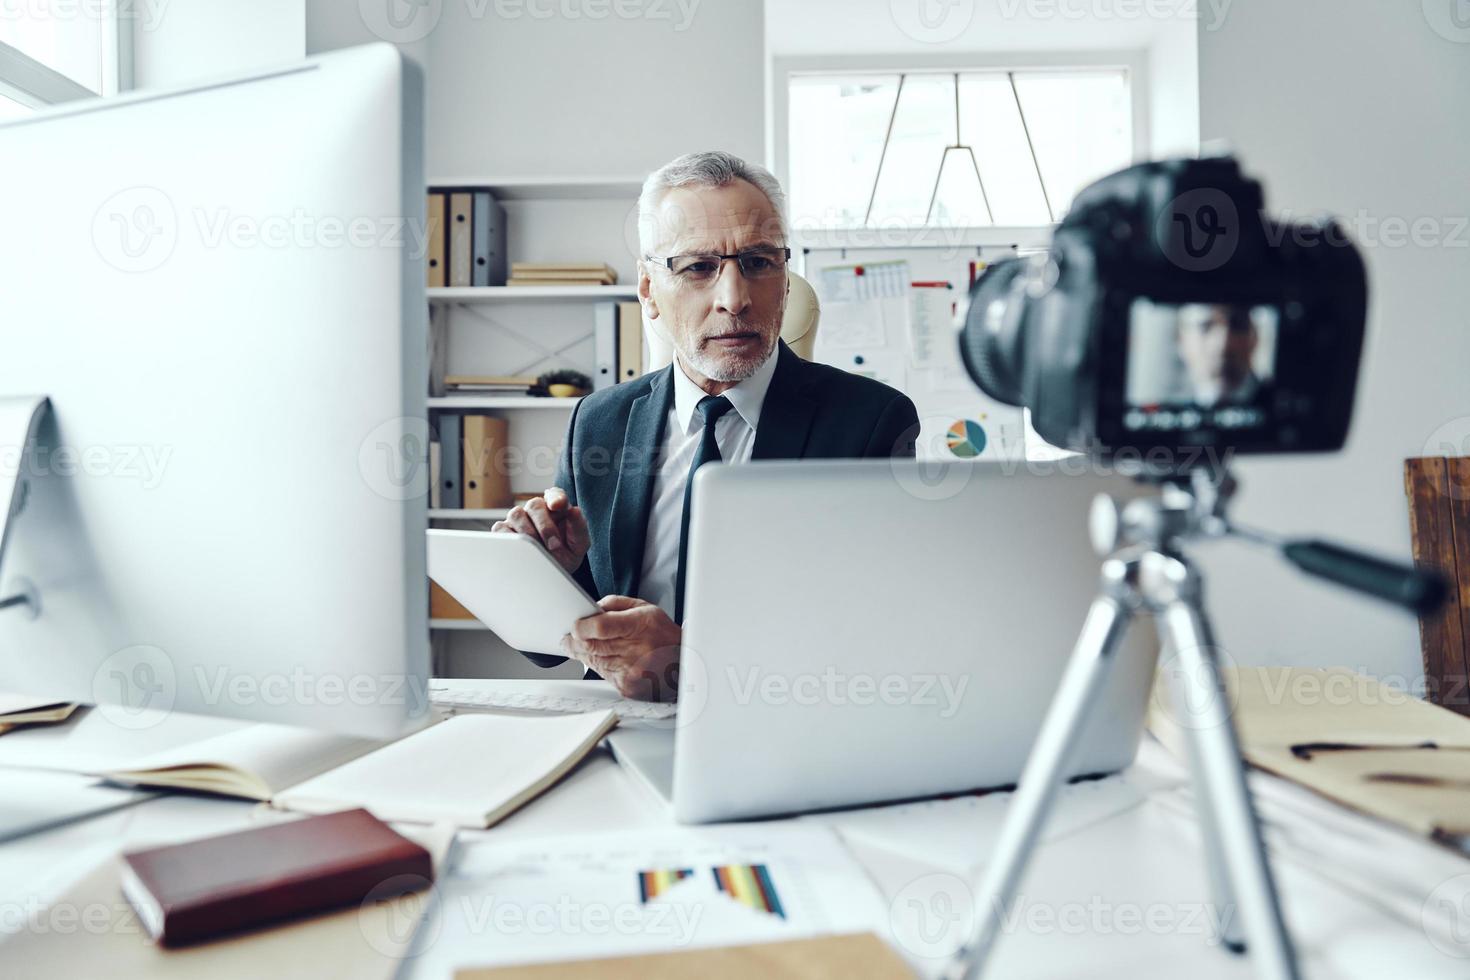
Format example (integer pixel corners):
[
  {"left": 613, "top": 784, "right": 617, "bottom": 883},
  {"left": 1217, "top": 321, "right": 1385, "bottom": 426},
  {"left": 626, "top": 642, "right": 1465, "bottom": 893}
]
[
  {"left": 561, "top": 596, "right": 682, "bottom": 701},
  {"left": 491, "top": 487, "right": 589, "bottom": 574}
]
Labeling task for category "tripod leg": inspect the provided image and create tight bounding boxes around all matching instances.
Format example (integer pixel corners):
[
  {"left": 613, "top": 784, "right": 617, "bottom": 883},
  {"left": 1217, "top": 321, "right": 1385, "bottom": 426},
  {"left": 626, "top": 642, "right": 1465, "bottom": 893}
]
[
  {"left": 1161, "top": 599, "right": 1299, "bottom": 980},
  {"left": 945, "top": 577, "right": 1134, "bottom": 980},
  {"left": 1160, "top": 654, "right": 1247, "bottom": 953}
]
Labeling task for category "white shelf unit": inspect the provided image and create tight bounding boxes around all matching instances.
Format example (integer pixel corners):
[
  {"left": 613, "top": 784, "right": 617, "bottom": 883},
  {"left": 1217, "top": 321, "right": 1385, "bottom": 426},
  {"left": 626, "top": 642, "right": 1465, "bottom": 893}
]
[
  {"left": 426, "top": 175, "right": 640, "bottom": 661},
  {"left": 429, "top": 618, "right": 489, "bottom": 631},
  {"left": 427, "top": 395, "right": 581, "bottom": 410},
  {"left": 428, "top": 175, "right": 644, "bottom": 200},
  {"left": 429, "top": 285, "right": 637, "bottom": 302}
]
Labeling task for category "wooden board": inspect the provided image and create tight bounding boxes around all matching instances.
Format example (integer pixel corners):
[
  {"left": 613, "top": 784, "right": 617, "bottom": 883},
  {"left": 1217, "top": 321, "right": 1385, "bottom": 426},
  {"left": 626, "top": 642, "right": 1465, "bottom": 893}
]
[{"left": 1405, "top": 457, "right": 1470, "bottom": 715}]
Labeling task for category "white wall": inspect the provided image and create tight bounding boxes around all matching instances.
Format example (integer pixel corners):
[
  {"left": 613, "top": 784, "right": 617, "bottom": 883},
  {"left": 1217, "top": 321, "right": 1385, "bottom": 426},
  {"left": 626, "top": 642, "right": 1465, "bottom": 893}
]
[
  {"left": 1194, "top": 2, "right": 1470, "bottom": 684},
  {"left": 1147, "top": 17, "right": 1197, "bottom": 157},
  {"left": 422, "top": 0, "right": 764, "bottom": 178},
  {"left": 132, "top": 0, "right": 304, "bottom": 89}
]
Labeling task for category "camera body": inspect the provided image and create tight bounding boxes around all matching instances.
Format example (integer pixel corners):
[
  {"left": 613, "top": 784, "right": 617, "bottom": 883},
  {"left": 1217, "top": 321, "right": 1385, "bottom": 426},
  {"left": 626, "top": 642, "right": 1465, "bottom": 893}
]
[{"left": 960, "top": 157, "right": 1368, "bottom": 463}]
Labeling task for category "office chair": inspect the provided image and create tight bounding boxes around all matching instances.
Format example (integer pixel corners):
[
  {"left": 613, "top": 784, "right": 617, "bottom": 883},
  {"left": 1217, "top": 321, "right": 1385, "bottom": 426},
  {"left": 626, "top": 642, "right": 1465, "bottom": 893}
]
[{"left": 641, "top": 270, "right": 821, "bottom": 372}]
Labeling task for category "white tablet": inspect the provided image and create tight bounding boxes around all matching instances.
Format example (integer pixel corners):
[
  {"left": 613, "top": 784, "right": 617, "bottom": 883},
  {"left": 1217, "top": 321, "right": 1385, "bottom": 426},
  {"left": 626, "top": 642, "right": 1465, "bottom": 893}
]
[{"left": 427, "top": 529, "right": 600, "bottom": 654}]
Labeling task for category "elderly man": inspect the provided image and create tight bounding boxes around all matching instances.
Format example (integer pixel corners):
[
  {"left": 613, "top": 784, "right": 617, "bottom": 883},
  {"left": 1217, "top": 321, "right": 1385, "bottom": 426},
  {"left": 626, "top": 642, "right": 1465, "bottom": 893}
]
[{"left": 493, "top": 151, "right": 918, "bottom": 699}]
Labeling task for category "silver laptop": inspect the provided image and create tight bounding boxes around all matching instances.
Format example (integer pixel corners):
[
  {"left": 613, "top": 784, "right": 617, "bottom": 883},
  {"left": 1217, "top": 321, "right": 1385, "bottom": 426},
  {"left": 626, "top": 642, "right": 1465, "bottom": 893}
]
[{"left": 607, "top": 459, "right": 1159, "bottom": 823}]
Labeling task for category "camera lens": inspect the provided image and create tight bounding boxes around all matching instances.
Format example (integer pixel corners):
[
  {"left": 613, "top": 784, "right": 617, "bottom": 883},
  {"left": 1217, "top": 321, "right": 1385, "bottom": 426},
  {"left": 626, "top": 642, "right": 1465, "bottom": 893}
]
[{"left": 959, "top": 257, "right": 1029, "bottom": 407}]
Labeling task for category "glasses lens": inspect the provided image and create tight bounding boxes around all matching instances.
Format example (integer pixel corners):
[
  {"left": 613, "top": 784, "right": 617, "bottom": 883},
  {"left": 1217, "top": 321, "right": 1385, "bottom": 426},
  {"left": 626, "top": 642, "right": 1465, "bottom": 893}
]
[
  {"left": 670, "top": 255, "right": 721, "bottom": 283},
  {"left": 737, "top": 247, "right": 787, "bottom": 279}
]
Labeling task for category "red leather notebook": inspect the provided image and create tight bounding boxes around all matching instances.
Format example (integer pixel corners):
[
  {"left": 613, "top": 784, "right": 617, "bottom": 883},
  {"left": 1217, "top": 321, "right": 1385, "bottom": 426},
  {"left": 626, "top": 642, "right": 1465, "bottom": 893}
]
[{"left": 119, "top": 807, "right": 432, "bottom": 947}]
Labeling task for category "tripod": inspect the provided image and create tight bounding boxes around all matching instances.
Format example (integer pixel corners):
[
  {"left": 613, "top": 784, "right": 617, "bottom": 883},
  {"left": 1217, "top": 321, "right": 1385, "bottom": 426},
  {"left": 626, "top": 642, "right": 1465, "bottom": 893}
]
[{"left": 944, "top": 465, "right": 1445, "bottom": 980}]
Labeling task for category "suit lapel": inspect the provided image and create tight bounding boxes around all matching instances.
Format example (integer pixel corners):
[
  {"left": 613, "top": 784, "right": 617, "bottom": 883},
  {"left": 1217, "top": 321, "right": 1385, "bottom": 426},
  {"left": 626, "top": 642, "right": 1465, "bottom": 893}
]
[
  {"left": 608, "top": 365, "right": 673, "bottom": 597},
  {"left": 752, "top": 341, "right": 817, "bottom": 460}
]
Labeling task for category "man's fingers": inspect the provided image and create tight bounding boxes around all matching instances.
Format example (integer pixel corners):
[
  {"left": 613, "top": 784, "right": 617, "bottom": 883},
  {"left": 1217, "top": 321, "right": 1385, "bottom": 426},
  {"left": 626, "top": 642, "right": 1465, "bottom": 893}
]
[
  {"left": 544, "top": 487, "right": 570, "bottom": 512},
  {"left": 564, "top": 506, "right": 590, "bottom": 555},
  {"left": 573, "top": 610, "right": 639, "bottom": 642},
  {"left": 522, "top": 498, "right": 564, "bottom": 554},
  {"left": 597, "top": 594, "right": 645, "bottom": 612}
]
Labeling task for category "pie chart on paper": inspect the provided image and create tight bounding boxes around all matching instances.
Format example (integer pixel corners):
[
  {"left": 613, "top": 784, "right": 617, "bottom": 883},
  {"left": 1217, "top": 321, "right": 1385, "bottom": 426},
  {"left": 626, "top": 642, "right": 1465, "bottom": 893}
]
[{"left": 945, "top": 419, "right": 987, "bottom": 458}]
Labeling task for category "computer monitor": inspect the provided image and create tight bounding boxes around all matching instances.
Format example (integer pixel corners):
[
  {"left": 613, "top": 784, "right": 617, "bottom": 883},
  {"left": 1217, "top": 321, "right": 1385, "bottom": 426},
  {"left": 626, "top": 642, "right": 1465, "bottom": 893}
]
[{"left": 0, "top": 44, "right": 429, "bottom": 738}]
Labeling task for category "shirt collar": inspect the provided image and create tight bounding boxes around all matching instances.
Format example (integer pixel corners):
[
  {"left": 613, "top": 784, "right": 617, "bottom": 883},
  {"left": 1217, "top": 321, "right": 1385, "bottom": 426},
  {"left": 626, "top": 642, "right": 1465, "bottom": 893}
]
[{"left": 672, "top": 343, "right": 780, "bottom": 436}]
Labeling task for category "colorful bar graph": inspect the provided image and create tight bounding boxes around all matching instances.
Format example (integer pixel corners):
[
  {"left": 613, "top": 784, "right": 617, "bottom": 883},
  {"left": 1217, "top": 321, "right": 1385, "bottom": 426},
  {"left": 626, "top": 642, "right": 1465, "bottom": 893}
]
[
  {"left": 637, "top": 867, "right": 694, "bottom": 903},
  {"left": 711, "top": 863, "right": 786, "bottom": 919}
]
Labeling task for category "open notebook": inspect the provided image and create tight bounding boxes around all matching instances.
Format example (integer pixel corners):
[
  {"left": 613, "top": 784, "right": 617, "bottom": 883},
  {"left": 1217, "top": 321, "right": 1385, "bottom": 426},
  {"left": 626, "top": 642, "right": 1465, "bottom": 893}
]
[{"left": 97, "top": 711, "right": 617, "bottom": 829}]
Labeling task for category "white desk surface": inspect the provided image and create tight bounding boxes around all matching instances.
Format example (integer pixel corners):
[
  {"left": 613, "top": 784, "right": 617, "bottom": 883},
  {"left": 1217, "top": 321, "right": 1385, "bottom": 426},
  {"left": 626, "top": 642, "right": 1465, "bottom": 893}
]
[{"left": 0, "top": 684, "right": 1463, "bottom": 979}]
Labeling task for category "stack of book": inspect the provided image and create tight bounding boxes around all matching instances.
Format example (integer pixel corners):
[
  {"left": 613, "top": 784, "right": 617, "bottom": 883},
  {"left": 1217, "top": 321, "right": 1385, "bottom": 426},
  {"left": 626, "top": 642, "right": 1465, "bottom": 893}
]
[
  {"left": 426, "top": 187, "right": 507, "bottom": 287},
  {"left": 507, "top": 262, "right": 618, "bottom": 288},
  {"left": 443, "top": 375, "right": 538, "bottom": 397}
]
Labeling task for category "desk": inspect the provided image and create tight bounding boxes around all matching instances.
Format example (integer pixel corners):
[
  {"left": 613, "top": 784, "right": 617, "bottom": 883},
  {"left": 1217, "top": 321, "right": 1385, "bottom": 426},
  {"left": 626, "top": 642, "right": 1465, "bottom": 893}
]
[{"left": 0, "top": 686, "right": 1463, "bottom": 979}]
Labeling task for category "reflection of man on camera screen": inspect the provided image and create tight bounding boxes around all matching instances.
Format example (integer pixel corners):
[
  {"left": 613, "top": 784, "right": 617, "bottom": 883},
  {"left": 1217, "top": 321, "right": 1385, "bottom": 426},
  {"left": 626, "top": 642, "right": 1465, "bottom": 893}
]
[{"left": 1172, "top": 304, "right": 1267, "bottom": 407}]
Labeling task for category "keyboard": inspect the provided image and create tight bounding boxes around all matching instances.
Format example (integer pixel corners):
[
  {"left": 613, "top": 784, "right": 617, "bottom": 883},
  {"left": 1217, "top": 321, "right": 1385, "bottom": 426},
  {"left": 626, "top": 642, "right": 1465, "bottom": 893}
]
[{"left": 428, "top": 685, "right": 679, "bottom": 721}]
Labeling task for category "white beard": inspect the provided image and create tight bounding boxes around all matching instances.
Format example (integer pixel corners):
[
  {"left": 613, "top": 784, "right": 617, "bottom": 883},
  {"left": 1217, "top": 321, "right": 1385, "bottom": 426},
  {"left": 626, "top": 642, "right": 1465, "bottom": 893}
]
[{"left": 677, "top": 332, "right": 778, "bottom": 383}]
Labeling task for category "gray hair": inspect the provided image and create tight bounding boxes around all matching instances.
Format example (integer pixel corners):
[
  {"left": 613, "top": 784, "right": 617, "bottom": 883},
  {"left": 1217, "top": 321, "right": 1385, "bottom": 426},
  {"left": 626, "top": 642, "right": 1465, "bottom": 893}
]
[{"left": 636, "top": 150, "right": 789, "bottom": 256}]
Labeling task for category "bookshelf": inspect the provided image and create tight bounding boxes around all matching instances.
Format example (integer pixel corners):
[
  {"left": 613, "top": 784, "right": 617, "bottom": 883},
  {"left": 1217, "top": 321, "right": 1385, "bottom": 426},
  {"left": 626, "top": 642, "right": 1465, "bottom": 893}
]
[
  {"left": 429, "top": 285, "right": 638, "bottom": 303},
  {"left": 426, "top": 174, "right": 640, "bottom": 678},
  {"left": 427, "top": 395, "right": 582, "bottom": 410}
]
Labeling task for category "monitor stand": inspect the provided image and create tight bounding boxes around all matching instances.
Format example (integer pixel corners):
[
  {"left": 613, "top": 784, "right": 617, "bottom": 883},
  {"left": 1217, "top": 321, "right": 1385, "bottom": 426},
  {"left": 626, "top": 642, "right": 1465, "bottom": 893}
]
[{"left": 0, "top": 395, "right": 49, "bottom": 618}]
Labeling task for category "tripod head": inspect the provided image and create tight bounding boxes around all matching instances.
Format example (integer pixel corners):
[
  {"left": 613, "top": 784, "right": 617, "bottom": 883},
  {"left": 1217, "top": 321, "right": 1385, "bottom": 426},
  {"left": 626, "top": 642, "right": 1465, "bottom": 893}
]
[{"left": 1089, "top": 464, "right": 1446, "bottom": 615}]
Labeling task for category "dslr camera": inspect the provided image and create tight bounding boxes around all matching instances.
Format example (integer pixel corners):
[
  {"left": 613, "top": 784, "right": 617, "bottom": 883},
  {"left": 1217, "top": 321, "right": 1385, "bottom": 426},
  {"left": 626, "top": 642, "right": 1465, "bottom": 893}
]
[{"left": 959, "top": 156, "right": 1368, "bottom": 466}]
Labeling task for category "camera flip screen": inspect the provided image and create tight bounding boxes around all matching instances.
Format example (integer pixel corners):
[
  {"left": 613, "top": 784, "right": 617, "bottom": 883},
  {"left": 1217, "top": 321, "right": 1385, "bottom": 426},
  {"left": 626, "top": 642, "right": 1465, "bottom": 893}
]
[{"left": 1123, "top": 299, "right": 1280, "bottom": 434}]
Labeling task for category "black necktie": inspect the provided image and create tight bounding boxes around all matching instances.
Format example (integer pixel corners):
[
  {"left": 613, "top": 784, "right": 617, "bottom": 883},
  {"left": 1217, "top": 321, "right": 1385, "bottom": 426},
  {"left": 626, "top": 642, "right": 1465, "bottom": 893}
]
[{"left": 674, "top": 395, "right": 735, "bottom": 624}]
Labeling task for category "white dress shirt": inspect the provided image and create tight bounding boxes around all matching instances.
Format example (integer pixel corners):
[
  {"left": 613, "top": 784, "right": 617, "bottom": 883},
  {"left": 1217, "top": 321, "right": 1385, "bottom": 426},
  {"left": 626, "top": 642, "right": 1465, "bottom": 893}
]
[{"left": 636, "top": 350, "right": 780, "bottom": 618}]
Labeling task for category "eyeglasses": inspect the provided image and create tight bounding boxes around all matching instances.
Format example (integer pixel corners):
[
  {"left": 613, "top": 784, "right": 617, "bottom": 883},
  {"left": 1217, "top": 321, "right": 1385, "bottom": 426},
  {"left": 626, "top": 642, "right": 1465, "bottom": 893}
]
[{"left": 645, "top": 246, "right": 791, "bottom": 286}]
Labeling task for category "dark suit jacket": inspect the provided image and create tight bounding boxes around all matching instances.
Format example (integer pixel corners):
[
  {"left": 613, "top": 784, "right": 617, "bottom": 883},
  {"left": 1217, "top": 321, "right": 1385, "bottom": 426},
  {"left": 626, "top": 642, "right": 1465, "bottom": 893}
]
[{"left": 523, "top": 340, "right": 919, "bottom": 668}]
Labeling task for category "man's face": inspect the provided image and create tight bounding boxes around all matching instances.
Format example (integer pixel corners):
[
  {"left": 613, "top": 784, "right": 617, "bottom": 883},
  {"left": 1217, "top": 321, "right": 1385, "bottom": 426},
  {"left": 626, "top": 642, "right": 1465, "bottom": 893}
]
[
  {"left": 1177, "top": 304, "right": 1258, "bottom": 398},
  {"left": 639, "top": 179, "right": 788, "bottom": 384}
]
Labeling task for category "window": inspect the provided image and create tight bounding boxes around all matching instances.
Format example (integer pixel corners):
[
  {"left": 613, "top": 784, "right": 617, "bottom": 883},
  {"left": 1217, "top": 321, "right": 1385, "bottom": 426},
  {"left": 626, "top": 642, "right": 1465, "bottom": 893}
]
[
  {"left": 787, "top": 67, "right": 1132, "bottom": 230},
  {"left": 0, "top": 3, "right": 122, "bottom": 114}
]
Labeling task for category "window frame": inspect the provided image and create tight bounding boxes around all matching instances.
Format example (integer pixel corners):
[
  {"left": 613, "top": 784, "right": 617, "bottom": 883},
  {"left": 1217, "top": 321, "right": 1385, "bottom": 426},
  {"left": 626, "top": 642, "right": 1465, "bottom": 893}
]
[
  {"left": 771, "top": 50, "right": 1150, "bottom": 250},
  {"left": 0, "top": 0, "right": 129, "bottom": 110}
]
